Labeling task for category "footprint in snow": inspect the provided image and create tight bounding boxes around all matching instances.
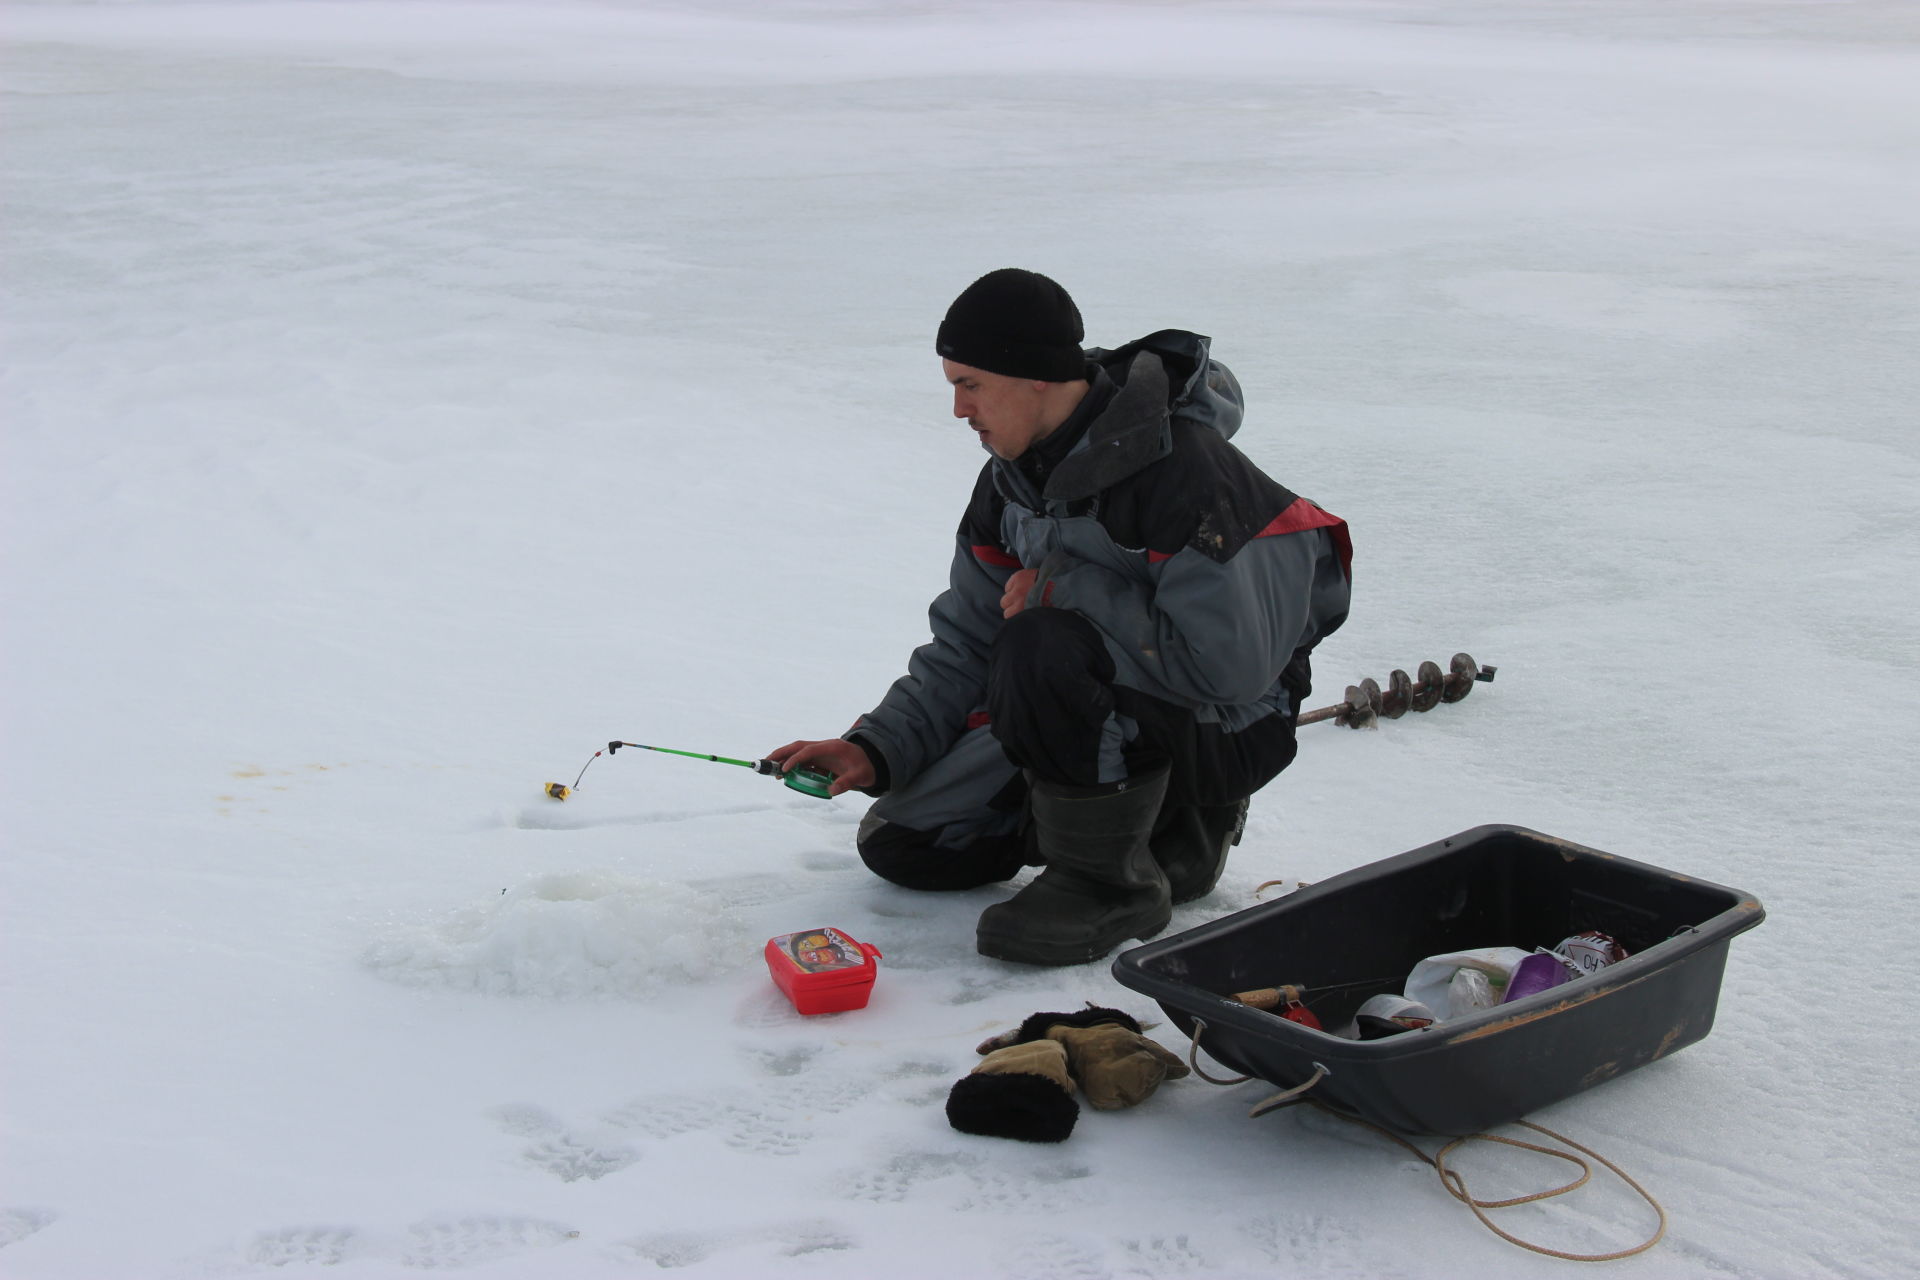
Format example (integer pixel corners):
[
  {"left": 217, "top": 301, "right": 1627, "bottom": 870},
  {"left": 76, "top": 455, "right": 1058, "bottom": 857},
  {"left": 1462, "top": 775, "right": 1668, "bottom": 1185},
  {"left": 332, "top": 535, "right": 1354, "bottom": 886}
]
[
  {"left": 0, "top": 1209, "right": 55, "bottom": 1249},
  {"left": 599, "top": 1090, "right": 727, "bottom": 1140},
  {"left": 717, "top": 1103, "right": 813, "bottom": 1157},
  {"left": 221, "top": 1215, "right": 576, "bottom": 1271},
  {"left": 1243, "top": 1212, "right": 1366, "bottom": 1266},
  {"left": 994, "top": 1233, "right": 1115, "bottom": 1280},
  {"left": 583, "top": 1045, "right": 948, "bottom": 1188},
  {"left": 843, "top": 1149, "right": 979, "bottom": 1204},
  {"left": 243, "top": 1225, "right": 357, "bottom": 1267},
  {"left": 488, "top": 1102, "right": 562, "bottom": 1137},
  {"left": 612, "top": 1218, "right": 853, "bottom": 1269},
  {"left": 486, "top": 1104, "right": 638, "bottom": 1182},
  {"left": 785, "top": 1067, "right": 892, "bottom": 1114},
  {"left": 740, "top": 1044, "right": 821, "bottom": 1077},
  {"left": 599, "top": 1094, "right": 816, "bottom": 1157},
  {"left": 958, "top": 1159, "right": 1105, "bottom": 1215},
  {"left": 597, "top": 1051, "right": 879, "bottom": 1156},
  {"left": 522, "top": 1132, "right": 639, "bottom": 1182},
  {"left": 397, "top": 1214, "right": 575, "bottom": 1270},
  {"left": 1120, "top": 1233, "right": 1211, "bottom": 1274}
]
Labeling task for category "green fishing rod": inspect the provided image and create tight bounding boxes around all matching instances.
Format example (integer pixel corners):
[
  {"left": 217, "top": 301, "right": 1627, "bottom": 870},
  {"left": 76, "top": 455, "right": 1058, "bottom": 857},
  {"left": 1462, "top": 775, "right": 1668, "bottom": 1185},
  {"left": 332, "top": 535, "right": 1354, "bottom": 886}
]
[{"left": 545, "top": 740, "right": 834, "bottom": 801}]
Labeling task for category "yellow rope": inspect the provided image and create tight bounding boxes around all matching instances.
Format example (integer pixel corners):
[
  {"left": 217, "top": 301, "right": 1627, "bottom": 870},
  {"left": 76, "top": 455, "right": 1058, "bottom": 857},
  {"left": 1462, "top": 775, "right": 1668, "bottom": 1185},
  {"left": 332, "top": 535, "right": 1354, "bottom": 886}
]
[
  {"left": 1185, "top": 1016, "right": 1666, "bottom": 1262},
  {"left": 1320, "top": 1108, "right": 1667, "bottom": 1262}
]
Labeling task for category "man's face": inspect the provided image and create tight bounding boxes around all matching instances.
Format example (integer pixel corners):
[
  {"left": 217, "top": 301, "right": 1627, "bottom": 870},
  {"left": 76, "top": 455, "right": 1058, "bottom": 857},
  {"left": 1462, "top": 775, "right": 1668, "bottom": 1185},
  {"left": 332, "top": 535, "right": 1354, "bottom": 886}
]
[{"left": 944, "top": 359, "right": 1052, "bottom": 460}]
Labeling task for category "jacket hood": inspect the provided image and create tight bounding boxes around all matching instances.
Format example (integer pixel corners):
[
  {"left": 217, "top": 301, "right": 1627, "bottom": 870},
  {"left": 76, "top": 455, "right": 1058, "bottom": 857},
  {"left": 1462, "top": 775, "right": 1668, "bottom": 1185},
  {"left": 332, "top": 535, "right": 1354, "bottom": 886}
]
[
  {"left": 1089, "top": 330, "right": 1244, "bottom": 443},
  {"left": 1037, "top": 330, "right": 1243, "bottom": 504}
]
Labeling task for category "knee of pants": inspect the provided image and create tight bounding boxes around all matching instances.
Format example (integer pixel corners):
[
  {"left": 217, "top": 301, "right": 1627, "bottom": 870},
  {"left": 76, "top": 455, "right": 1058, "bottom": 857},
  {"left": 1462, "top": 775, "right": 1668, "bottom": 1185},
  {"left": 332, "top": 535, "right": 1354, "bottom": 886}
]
[
  {"left": 987, "top": 607, "right": 1119, "bottom": 786},
  {"left": 856, "top": 814, "right": 1028, "bottom": 892},
  {"left": 989, "top": 607, "right": 1115, "bottom": 700}
]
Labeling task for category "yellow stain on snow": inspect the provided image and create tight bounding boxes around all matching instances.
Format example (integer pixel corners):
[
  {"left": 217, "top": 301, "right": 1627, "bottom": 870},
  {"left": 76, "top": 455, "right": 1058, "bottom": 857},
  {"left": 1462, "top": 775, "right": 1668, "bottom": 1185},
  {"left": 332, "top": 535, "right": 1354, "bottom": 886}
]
[{"left": 220, "top": 762, "right": 367, "bottom": 807}]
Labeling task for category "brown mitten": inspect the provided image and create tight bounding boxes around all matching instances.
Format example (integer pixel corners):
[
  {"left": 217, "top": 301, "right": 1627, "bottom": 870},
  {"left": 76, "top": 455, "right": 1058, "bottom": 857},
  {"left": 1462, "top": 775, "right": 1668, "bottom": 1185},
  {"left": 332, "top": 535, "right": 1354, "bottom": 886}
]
[
  {"left": 1045, "top": 1021, "right": 1189, "bottom": 1110},
  {"left": 945, "top": 1038, "right": 1078, "bottom": 1142},
  {"left": 977, "top": 1006, "right": 1190, "bottom": 1112},
  {"left": 1044, "top": 1020, "right": 1190, "bottom": 1113}
]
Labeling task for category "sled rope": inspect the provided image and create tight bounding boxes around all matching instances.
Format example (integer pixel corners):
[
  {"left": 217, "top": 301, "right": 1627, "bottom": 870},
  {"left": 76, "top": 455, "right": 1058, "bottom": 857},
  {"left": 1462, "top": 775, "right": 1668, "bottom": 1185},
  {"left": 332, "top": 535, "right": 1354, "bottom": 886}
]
[
  {"left": 1187, "top": 1018, "right": 1332, "bottom": 1097},
  {"left": 1185, "top": 1017, "right": 1252, "bottom": 1084},
  {"left": 1183, "top": 1019, "right": 1666, "bottom": 1261},
  {"left": 1327, "top": 1111, "right": 1668, "bottom": 1262}
]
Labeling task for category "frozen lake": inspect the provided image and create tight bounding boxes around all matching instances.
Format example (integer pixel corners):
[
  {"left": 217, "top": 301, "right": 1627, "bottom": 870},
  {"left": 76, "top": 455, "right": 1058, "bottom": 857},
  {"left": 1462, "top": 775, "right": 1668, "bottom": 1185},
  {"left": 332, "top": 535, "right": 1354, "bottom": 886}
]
[{"left": 3, "top": 2, "right": 1916, "bottom": 1276}]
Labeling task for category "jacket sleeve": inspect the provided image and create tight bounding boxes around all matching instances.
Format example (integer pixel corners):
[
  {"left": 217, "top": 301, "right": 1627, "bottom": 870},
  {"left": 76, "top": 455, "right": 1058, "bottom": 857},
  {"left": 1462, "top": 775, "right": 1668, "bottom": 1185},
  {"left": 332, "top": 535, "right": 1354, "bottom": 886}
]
[
  {"left": 1037, "top": 527, "right": 1349, "bottom": 713},
  {"left": 849, "top": 532, "right": 1013, "bottom": 792}
]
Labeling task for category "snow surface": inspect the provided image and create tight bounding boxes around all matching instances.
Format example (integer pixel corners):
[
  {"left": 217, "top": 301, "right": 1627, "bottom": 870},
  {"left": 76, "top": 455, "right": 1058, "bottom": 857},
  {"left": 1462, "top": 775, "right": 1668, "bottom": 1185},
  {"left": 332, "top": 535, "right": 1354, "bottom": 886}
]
[{"left": 4, "top": 1, "right": 1917, "bottom": 1275}]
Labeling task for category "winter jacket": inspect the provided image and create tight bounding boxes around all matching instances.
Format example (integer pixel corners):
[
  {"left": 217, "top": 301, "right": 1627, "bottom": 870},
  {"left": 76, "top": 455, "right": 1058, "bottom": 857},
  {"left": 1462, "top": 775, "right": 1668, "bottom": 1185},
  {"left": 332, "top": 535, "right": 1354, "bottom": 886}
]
[{"left": 851, "top": 331, "right": 1351, "bottom": 795}]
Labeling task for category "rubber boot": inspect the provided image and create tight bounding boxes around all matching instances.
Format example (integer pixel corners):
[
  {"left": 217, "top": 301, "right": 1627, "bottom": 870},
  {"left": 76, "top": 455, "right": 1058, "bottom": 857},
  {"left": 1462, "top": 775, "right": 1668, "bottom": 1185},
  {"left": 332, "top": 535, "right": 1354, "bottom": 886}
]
[
  {"left": 975, "top": 766, "right": 1173, "bottom": 967},
  {"left": 1151, "top": 796, "right": 1249, "bottom": 904}
]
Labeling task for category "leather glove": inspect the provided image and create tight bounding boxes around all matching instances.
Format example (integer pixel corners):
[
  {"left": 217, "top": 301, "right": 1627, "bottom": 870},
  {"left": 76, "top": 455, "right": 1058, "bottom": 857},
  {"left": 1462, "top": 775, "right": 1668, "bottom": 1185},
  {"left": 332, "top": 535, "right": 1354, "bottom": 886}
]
[
  {"left": 1046, "top": 1020, "right": 1190, "bottom": 1110},
  {"left": 944, "top": 1038, "right": 1078, "bottom": 1143},
  {"left": 975, "top": 1005, "right": 1190, "bottom": 1112}
]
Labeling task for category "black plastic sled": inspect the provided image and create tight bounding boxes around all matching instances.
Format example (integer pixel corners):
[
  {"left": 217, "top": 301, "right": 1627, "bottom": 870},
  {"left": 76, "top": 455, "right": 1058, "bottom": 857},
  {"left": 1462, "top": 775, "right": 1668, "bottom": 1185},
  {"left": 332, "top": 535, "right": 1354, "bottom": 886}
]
[{"left": 1112, "top": 824, "right": 1765, "bottom": 1134}]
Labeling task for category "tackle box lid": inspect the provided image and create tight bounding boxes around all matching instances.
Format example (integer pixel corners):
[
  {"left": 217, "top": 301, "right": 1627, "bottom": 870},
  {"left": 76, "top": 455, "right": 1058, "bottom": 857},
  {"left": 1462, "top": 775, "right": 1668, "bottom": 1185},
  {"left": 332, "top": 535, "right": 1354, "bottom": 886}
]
[{"left": 765, "top": 928, "right": 881, "bottom": 988}]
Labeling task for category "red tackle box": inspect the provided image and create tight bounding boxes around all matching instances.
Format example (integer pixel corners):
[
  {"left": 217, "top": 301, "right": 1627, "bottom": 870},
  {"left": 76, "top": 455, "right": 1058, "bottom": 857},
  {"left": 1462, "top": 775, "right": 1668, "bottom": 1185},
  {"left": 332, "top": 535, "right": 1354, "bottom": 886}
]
[{"left": 764, "top": 927, "right": 883, "bottom": 1015}]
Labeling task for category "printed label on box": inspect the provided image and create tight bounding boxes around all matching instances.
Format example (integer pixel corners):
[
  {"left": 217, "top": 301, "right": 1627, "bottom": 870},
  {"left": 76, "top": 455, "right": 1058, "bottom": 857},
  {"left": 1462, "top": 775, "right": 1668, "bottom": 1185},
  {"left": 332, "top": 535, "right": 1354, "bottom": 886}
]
[{"left": 770, "top": 928, "right": 864, "bottom": 973}]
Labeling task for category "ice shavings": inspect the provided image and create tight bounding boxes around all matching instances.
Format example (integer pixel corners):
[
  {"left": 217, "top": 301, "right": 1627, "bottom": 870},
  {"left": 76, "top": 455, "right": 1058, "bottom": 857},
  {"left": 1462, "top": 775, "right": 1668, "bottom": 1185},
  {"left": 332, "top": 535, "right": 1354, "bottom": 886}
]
[{"left": 364, "top": 871, "right": 751, "bottom": 999}]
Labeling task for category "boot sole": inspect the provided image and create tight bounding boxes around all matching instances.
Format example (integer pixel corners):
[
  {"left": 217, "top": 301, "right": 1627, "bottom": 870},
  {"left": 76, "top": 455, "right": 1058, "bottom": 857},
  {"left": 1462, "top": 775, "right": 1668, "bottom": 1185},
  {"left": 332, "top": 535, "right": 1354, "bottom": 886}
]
[{"left": 975, "top": 912, "right": 1172, "bottom": 968}]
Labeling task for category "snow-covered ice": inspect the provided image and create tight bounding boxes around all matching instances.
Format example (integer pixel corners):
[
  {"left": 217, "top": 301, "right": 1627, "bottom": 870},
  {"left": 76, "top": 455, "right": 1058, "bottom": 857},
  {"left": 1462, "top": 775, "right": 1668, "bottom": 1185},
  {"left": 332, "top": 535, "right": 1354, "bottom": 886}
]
[
  {"left": 364, "top": 870, "right": 753, "bottom": 999},
  {"left": 3, "top": 1, "right": 1917, "bottom": 1276}
]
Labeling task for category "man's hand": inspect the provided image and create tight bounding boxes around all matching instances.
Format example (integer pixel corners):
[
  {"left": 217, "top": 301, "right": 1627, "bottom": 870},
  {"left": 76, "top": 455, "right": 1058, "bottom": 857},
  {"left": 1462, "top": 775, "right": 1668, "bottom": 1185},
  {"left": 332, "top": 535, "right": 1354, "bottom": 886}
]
[
  {"left": 1000, "top": 567, "right": 1040, "bottom": 618},
  {"left": 763, "top": 738, "right": 876, "bottom": 797}
]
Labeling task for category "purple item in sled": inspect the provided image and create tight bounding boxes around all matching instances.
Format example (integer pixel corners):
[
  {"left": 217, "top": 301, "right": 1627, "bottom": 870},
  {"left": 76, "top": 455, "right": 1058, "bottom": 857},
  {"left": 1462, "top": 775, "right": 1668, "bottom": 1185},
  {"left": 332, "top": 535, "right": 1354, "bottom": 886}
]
[{"left": 1502, "top": 951, "right": 1572, "bottom": 1003}]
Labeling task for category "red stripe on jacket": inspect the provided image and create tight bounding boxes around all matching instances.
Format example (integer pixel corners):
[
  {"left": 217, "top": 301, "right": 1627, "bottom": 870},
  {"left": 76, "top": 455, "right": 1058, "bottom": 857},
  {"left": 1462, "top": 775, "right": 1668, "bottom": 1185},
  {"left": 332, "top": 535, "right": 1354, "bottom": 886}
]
[
  {"left": 1261, "top": 498, "right": 1352, "bottom": 580},
  {"left": 972, "top": 544, "right": 1021, "bottom": 569},
  {"left": 1146, "top": 499, "right": 1352, "bottom": 579}
]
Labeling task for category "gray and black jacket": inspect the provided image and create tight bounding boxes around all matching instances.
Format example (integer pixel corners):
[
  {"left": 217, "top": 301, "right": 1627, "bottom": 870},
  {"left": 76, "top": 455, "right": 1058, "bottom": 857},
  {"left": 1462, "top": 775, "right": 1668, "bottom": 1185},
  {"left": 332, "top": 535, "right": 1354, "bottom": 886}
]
[{"left": 850, "top": 330, "right": 1352, "bottom": 797}]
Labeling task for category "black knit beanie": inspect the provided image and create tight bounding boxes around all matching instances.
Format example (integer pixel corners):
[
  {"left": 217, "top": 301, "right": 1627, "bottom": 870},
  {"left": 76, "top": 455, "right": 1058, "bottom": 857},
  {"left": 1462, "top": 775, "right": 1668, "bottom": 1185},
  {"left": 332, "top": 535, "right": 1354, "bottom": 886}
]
[{"left": 936, "top": 268, "right": 1085, "bottom": 382}]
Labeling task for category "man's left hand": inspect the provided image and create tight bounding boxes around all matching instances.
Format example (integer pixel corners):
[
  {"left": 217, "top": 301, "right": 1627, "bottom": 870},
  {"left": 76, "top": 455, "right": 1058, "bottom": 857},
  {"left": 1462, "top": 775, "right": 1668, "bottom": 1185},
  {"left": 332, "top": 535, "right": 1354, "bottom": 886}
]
[{"left": 1001, "top": 568, "right": 1040, "bottom": 618}]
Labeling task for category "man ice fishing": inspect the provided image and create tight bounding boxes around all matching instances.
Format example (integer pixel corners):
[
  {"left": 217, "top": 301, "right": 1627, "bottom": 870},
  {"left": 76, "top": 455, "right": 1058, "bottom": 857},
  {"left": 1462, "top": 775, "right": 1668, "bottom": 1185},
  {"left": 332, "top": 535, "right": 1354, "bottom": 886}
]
[{"left": 769, "top": 269, "right": 1352, "bottom": 967}]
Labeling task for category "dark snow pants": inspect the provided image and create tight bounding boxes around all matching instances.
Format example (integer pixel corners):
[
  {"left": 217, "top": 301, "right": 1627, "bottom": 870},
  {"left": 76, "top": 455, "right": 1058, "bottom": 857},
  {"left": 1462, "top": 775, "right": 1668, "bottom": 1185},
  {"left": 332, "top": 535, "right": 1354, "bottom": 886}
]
[{"left": 856, "top": 608, "right": 1297, "bottom": 891}]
